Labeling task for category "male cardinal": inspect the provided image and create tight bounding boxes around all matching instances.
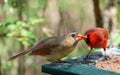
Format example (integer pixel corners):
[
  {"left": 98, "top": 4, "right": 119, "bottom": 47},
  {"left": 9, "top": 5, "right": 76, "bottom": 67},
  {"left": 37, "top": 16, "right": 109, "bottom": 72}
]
[
  {"left": 83, "top": 28, "right": 109, "bottom": 59},
  {"left": 9, "top": 32, "right": 85, "bottom": 62}
]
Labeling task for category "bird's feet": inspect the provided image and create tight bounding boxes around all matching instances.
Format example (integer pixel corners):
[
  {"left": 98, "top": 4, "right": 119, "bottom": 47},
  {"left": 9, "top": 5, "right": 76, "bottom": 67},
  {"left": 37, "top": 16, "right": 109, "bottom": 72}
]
[
  {"left": 72, "top": 56, "right": 92, "bottom": 64},
  {"left": 98, "top": 56, "right": 111, "bottom": 61},
  {"left": 50, "top": 60, "right": 72, "bottom": 66},
  {"left": 83, "top": 55, "right": 90, "bottom": 60}
]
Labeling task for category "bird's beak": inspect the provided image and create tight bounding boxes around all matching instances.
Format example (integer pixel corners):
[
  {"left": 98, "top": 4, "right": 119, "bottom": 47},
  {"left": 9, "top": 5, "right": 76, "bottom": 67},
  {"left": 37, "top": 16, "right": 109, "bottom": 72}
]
[{"left": 76, "top": 34, "right": 87, "bottom": 41}]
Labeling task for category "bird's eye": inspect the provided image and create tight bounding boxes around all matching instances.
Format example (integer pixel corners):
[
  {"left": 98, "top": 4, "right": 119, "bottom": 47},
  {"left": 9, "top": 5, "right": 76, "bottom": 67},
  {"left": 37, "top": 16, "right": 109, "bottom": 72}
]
[{"left": 71, "top": 34, "right": 76, "bottom": 37}]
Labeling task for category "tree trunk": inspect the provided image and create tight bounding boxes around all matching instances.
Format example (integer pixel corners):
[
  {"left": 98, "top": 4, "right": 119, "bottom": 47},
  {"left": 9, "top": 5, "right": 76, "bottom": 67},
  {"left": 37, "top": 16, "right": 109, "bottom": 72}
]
[
  {"left": 46, "top": 0, "right": 60, "bottom": 35},
  {"left": 0, "top": 0, "right": 5, "bottom": 23},
  {"left": 104, "top": 0, "right": 117, "bottom": 34},
  {"left": 0, "top": 56, "right": 3, "bottom": 75},
  {"left": 0, "top": 0, "right": 5, "bottom": 75},
  {"left": 34, "top": 0, "right": 48, "bottom": 39},
  {"left": 17, "top": 0, "right": 25, "bottom": 75},
  {"left": 17, "top": 0, "right": 23, "bottom": 21},
  {"left": 18, "top": 43, "right": 25, "bottom": 75},
  {"left": 103, "top": 0, "right": 118, "bottom": 47},
  {"left": 92, "top": 0, "right": 103, "bottom": 27},
  {"left": 58, "top": 10, "right": 76, "bottom": 36}
]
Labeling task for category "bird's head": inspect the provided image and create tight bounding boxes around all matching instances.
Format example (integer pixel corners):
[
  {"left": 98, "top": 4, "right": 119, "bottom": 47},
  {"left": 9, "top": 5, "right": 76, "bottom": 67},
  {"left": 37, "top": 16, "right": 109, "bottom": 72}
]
[
  {"left": 62, "top": 32, "right": 86, "bottom": 47},
  {"left": 63, "top": 32, "right": 86, "bottom": 47}
]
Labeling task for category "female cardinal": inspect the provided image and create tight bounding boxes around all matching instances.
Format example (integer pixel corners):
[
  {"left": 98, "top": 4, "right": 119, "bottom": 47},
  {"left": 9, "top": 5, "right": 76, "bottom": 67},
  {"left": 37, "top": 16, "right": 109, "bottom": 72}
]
[
  {"left": 83, "top": 28, "right": 109, "bottom": 59},
  {"left": 9, "top": 32, "right": 85, "bottom": 62}
]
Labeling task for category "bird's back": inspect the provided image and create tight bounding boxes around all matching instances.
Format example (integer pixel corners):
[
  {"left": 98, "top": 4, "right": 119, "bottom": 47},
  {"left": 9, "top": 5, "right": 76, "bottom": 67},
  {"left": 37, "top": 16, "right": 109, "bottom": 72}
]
[{"left": 29, "top": 36, "right": 62, "bottom": 56}]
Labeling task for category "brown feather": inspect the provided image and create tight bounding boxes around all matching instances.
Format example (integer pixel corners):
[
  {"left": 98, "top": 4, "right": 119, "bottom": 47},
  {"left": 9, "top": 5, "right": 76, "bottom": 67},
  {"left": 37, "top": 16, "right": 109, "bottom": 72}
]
[
  {"left": 30, "top": 44, "right": 59, "bottom": 55},
  {"left": 9, "top": 37, "right": 61, "bottom": 60},
  {"left": 9, "top": 49, "right": 30, "bottom": 61}
]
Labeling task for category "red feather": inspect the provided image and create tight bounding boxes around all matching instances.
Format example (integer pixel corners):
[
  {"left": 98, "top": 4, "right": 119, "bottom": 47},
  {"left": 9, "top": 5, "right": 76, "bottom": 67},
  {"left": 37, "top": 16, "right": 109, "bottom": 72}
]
[{"left": 84, "top": 28, "right": 109, "bottom": 59}]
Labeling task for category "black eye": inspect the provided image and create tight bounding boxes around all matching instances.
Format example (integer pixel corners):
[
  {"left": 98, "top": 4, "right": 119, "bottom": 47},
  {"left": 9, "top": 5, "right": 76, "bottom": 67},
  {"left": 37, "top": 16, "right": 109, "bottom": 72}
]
[{"left": 71, "top": 34, "right": 76, "bottom": 37}]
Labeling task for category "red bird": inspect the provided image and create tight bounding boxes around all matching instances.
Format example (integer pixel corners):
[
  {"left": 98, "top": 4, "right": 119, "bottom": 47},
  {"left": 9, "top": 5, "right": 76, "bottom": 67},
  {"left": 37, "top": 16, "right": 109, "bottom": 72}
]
[
  {"left": 83, "top": 28, "right": 109, "bottom": 59},
  {"left": 9, "top": 32, "right": 86, "bottom": 63}
]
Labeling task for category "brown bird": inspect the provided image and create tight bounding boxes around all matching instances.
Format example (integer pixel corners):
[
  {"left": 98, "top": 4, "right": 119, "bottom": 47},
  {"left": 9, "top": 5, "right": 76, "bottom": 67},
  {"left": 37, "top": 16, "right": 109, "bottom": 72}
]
[
  {"left": 83, "top": 28, "right": 109, "bottom": 59},
  {"left": 9, "top": 32, "right": 86, "bottom": 62}
]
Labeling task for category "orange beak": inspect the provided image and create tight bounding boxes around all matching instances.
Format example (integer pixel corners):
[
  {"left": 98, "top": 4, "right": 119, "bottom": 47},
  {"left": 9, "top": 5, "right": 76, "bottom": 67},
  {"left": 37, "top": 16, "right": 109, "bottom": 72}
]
[{"left": 76, "top": 34, "right": 87, "bottom": 41}]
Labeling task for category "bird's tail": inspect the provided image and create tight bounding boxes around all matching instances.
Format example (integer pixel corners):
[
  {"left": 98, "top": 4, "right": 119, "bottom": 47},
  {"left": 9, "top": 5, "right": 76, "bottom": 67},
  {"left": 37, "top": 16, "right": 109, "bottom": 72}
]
[{"left": 9, "top": 49, "right": 31, "bottom": 61}]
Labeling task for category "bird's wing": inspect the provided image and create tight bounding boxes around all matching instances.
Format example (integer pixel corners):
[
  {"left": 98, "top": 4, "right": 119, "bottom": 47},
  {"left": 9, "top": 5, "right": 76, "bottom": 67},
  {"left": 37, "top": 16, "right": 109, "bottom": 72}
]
[
  {"left": 103, "top": 29, "right": 109, "bottom": 39},
  {"left": 85, "top": 28, "right": 97, "bottom": 35},
  {"left": 88, "top": 31, "right": 104, "bottom": 45},
  {"left": 29, "top": 37, "right": 62, "bottom": 55}
]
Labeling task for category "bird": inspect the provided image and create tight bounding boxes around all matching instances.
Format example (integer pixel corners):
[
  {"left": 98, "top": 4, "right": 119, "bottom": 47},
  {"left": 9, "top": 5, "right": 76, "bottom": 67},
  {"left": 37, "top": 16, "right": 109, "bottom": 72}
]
[
  {"left": 9, "top": 32, "right": 86, "bottom": 63},
  {"left": 83, "top": 28, "right": 109, "bottom": 59}
]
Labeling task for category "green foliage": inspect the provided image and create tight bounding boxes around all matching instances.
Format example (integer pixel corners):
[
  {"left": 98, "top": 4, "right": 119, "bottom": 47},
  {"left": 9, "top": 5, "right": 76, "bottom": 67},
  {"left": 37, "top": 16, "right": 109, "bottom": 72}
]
[
  {"left": 2, "top": 60, "right": 11, "bottom": 71},
  {"left": 38, "top": 0, "right": 47, "bottom": 9},
  {"left": 99, "top": 0, "right": 106, "bottom": 5},
  {"left": 0, "top": 18, "right": 44, "bottom": 47},
  {"left": 117, "top": 6, "right": 120, "bottom": 26},
  {"left": 8, "top": 0, "right": 18, "bottom": 8},
  {"left": 114, "top": 31, "right": 120, "bottom": 45},
  {"left": 59, "top": 0, "right": 69, "bottom": 11},
  {"left": 0, "top": 44, "right": 5, "bottom": 55},
  {"left": 8, "top": 0, "right": 26, "bottom": 8},
  {"left": 0, "top": 23, "right": 9, "bottom": 36},
  {"left": 3, "top": 3, "right": 11, "bottom": 12}
]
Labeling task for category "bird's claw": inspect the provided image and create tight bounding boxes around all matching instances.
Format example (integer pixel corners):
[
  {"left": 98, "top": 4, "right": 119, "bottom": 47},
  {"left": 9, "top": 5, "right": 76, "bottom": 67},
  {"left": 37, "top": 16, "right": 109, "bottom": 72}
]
[
  {"left": 51, "top": 61, "right": 72, "bottom": 66},
  {"left": 83, "top": 55, "right": 90, "bottom": 60},
  {"left": 97, "top": 56, "right": 111, "bottom": 62}
]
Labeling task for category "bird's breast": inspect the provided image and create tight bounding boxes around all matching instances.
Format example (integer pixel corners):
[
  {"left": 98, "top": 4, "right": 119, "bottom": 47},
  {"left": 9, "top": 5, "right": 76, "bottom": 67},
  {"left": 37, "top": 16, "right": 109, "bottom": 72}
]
[
  {"left": 86, "top": 39, "right": 108, "bottom": 48},
  {"left": 45, "top": 45, "right": 75, "bottom": 60},
  {"left": 85, "top": 33, "right": 108, "bottom": 48}
]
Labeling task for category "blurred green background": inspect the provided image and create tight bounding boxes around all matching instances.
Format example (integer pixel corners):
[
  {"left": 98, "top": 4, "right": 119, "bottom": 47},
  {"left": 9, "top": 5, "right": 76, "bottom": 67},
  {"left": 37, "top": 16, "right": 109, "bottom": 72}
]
[{"left": 0, "top": 0, "right": 120, "bottom": 75}]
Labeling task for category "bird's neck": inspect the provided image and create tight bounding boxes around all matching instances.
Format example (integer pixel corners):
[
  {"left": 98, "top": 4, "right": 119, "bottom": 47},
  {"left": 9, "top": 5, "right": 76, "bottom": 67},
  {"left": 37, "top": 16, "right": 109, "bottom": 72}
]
[
  {"left": 63, "top": 37, "right": 77, "bottom": 47},
  {"left": 85, "top": 34, "right": 91, "bottom": 44}
]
